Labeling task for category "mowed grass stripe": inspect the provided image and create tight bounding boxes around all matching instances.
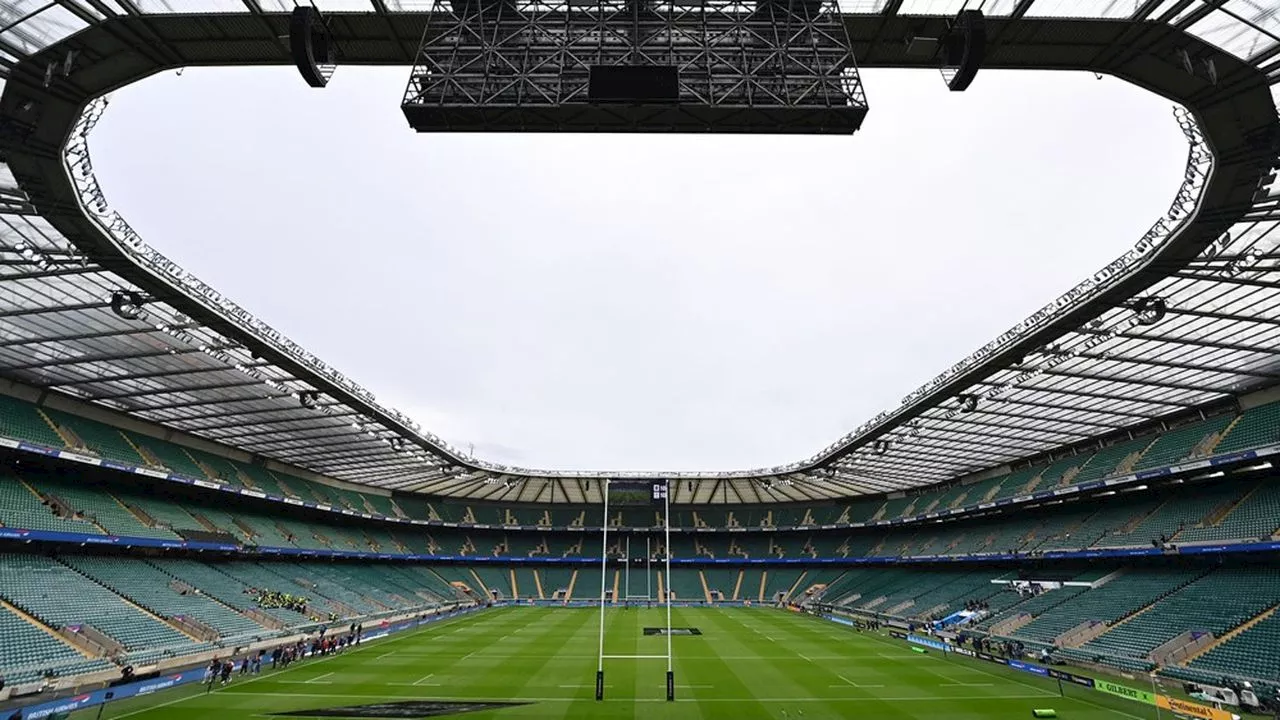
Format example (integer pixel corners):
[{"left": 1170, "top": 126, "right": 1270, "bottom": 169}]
[
  {"left": 685, "top": 607, "right": 844, "bottom": 714},
  {"left": 63, "top": 607, "right": 1146, "bottom": 720},
  {"left": 757, "top": 609, "right": 1033, "bottom": 701}
]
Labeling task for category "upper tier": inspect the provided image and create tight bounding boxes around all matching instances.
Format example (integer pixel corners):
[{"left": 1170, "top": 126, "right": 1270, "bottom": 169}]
[{"left": 3, "top": 391, "right": 1280, "bottom": 532}]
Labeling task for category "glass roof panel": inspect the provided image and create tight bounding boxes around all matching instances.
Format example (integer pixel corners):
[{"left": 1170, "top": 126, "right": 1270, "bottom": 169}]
[
  {"left": 134, "top": 0, "right": 253, "bottom": 13},
  {"left": 834, "top": 0, "right": 892, "bottom": 12},
  {"left": 1188, "top": 8, "right": 1280, "bottom": 62},
  {"left": 310, "top": 0, "right": 380, "bottom": 10},
  {"left": 898, "top": 0, "right": 977, "bottom": 15},
  {"left": 1146, "top": 0, "right": 1184, "bottom": 20},
  {"left": 1024, "top": 0, "right": 1143, "bottom": 18},
  {"left": 0, "top": 3, "right": 88, "bottom": 55},
  {"left": 978, "top": 0, "right": 1020, "bottom": 15}
]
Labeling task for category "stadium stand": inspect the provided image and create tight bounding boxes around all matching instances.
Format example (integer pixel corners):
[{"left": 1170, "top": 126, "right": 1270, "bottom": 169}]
[
  {"left": 2, "top": 391, "right": 1280, "bottom": 697},
  {"left": 5, "top": 392, "right": 1280, "bottom": 535}
]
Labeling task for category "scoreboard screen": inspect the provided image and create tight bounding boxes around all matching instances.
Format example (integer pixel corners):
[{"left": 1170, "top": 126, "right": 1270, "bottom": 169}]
[
  {"left": 652, "top": 481, "right": 668, "bottom": 503},
  {"left": 607, "top": 480, "right": 669, "bottom": 505}
]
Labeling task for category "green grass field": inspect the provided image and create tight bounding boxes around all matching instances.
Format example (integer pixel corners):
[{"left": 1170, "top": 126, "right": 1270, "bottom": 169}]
[{"left": 74, "top": 607, "right": 1161, "bottom": 720}]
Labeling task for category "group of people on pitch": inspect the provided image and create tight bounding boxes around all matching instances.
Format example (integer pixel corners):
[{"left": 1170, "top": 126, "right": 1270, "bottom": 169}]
[{"left": 205, "top": 622, "right": 366, "bottom": 687}]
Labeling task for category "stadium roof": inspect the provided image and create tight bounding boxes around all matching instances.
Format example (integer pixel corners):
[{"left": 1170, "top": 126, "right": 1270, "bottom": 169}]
[{"left": 0, "top": 2, "right": 1277, "bottom": 504}]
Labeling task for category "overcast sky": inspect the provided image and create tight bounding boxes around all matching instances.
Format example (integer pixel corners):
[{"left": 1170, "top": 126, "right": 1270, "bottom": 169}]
[{"left": 88, "top": 67, "right": 1187, "bottom": 472}]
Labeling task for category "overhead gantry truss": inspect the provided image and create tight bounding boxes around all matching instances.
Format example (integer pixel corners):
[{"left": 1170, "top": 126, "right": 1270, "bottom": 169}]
[{"left": 0, "top": 1, "right": 1276, "bottom": 504}]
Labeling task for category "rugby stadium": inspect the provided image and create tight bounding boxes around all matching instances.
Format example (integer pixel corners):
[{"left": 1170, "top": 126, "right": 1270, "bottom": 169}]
[{"left": 1, "top": 1, "right": 1280, "bottom": 719}]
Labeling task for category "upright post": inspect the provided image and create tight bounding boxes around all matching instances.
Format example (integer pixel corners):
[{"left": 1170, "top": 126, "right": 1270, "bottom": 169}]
[
  {"left": 596, "top": 479, "right": 610, "bottom": 701},
  {"left": 664, "top": 480, "right": 674, "bottom": 702}
]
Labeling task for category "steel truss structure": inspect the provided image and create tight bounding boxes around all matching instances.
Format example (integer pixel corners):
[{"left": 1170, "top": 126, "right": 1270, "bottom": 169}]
[
  {"left": 0, "top": 4, "right": 1276, "bottom": 505},
  {"left": 403, "top": 0, "right": 866, "bottom": 133}
]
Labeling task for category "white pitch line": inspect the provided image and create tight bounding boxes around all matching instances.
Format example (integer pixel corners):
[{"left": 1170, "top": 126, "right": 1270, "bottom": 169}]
[
  {"left": 942, "top": 682, "right": 994, "bottom": 687},
  {"left": 836, "top": 674, "right": 885, "bottom": 689},
  {"left": 305, "top": 672, "right": 334, "bottom": 685},
  {"left": 109, "top": 690, "right": 210, "bottom": 720},
  {"left": 217, "top": 691, "right": 1055, "bottom": 703}
]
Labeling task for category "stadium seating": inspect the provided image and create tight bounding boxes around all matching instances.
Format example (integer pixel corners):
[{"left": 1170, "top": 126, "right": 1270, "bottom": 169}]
[
  {"left": 1013, "top": 569, "right": 1200, "bottom": 644},
  {"left": 1178, "top": 607, "right": 1280, "bottom": 685},
  {"left": 44, "top": 482, "right": 181, "bottom": 540},
  {"left": 0, "top": 604, "right": 113, "bottom": 685},
  {"left": 7, "top": 392, "right": 1280, "bottom": 539},
  {"left": 0, "top": 394, "right": 66, "bottom": 449},
  {"left": 1101, "top": 484, "right": 1248, "bottom": 547},
  {"left": 1176, "top": 480, "right": 1280, "bottom": 542},
  {"left": 1215, "top": 402, "right": 1280, "bottom": 455},
  {"left": 42, "top": 410, "right": 146, "bottom": 467},
  {"left": 0, "top": 471, "right": 103, "bottom": 535},
  {"left": 64, "top": 555, "right": 266, "bottom": 639},
  {"left": 1071, "top": 436, "right": 1153, "bottom": 484},
  {"left": 0, "top": 555, "right": 192, "bottom": 658},
  {"left": 1134, "top": 415, "right": 1234, "bottom": 470},
  {"left": 128, "top": 435, "right": 207, "bottom": 479},
  {"left": 1076, "top": 568, "right": 1280, "bottom": 669}
]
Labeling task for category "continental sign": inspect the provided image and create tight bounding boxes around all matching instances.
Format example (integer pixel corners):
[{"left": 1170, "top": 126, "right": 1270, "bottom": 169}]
[{"left": 1157, "top": 695, "right": 1238, "bottom": 720}]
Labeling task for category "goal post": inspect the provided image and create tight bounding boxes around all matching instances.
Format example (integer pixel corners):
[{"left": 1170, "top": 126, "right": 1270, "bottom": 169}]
[{"left": 595, "top": 479, "right": 675, "bottom": 701}]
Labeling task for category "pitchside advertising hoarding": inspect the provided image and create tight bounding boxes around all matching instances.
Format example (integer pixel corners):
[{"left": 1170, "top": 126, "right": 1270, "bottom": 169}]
[
  {"left": 877, "top": 626, "right": 1240, "bottom": 720},
  {"left": 11, "top": 667, "right": 209, "bottom": 720}
]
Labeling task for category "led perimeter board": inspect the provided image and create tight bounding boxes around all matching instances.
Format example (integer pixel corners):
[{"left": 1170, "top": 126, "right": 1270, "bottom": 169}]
[{"left": 401, "top": 0, "right": 867, "bottom": 133}]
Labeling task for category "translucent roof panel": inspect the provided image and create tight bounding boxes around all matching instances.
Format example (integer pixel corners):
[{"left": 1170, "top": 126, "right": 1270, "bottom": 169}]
[
  {"left": 0, "top": 2, "right": 89, "bottom": 55},
  {"left": 1023, "top": 0, "right": 1143, "bottom": 18},
  {"left": 1187, "top": 0, "right": 1280, "bottom": 60},
  {"left": 132, "top": 0, "right": 256, "bottom": 13}
]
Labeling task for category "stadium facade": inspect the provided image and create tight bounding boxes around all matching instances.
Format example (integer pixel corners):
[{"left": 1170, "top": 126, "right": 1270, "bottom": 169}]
[{"left": 0, "top": 1, "right": 1279, "bottom": 717}]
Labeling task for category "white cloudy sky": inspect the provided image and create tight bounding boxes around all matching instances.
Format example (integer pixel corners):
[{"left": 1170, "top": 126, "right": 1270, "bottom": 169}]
[{"left": 88, "top": 66, "right": 1187, "bottom": 472}]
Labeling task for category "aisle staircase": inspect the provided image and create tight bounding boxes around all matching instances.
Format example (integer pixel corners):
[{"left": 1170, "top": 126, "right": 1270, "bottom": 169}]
[
  {"left": 36, "top": 408, "right": 83, "bottom": 451},
  {"left": 565, "top": 570, "right": 579, "bottom": 602},
  {"left": 468, "top": 569, "right": 490, "bottom": 598},
  {"left": 1196, "top": 416, "right": 1240, "bottom": 457},
  {"left": 699, "top": 571, "right": 713, "bottom": 603},
  {"left": 785, "top": 571, "right": 808, "bottom": 603}
]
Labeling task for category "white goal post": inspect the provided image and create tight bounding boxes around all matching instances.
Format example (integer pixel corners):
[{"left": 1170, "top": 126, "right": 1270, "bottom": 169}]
[{"left": 595, "top": 479, "right": 674, "bottom": 701}]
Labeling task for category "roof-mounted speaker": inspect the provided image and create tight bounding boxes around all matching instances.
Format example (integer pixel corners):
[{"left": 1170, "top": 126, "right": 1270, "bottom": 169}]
[
  {"left": 940, "top": 9, "right": 985, "bottom": 92},
  {"left": 290, "top": 6, "right": 336, "bottom": 88}
]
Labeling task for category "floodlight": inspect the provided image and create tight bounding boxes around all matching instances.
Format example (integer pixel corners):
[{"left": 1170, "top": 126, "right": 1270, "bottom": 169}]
[
  {"left": 109, "top": 290, "right": 147, "bottom": 320},
  {"left": 1131, "top": 297, "right": 1168, "bottom": 326}
]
